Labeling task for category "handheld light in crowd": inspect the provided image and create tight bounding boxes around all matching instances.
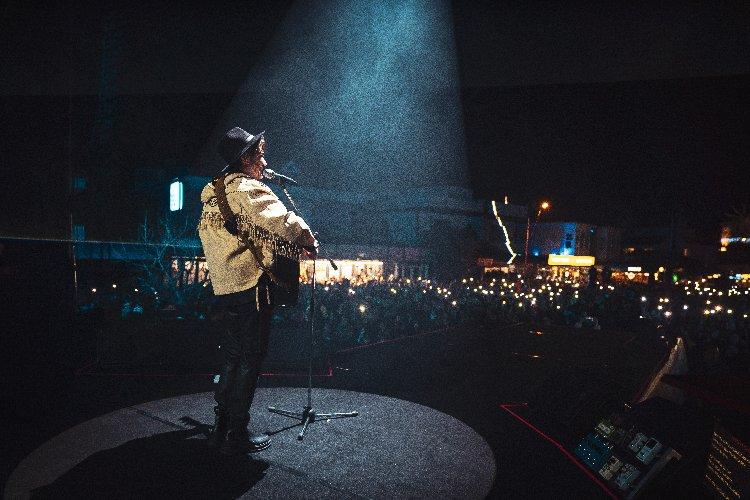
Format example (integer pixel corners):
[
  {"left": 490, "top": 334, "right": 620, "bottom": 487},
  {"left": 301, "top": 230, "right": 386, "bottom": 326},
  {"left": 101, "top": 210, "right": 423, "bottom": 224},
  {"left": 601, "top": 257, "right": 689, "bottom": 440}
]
[
  {"left": 641, "top": 296, "right": 647, "bottom": 302},
  {"left": 451, "top": 301, "right": 457, "bottom": 306},
  {"left": 112, "top": 284, "right": 117, "bottom": 289},
  {"left": 358, "top": 304, "right": 366, "bottom": 313},
  {"left": 92, "top": 288, "right": 97, "bottom": 293}
]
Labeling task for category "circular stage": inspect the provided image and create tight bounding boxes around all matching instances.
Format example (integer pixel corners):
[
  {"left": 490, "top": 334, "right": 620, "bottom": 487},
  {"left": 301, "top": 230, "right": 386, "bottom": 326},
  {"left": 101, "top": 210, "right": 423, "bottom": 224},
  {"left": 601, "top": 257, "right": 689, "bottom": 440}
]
[{"left": 6, "top": 388, "right": 495, "bottom": 499}]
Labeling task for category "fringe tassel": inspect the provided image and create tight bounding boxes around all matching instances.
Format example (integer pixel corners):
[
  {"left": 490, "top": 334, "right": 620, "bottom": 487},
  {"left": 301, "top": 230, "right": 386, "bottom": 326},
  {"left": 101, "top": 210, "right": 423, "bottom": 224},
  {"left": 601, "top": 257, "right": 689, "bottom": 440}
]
[{"left": 198, "top": 211, "right": 303, "bottom": 261}]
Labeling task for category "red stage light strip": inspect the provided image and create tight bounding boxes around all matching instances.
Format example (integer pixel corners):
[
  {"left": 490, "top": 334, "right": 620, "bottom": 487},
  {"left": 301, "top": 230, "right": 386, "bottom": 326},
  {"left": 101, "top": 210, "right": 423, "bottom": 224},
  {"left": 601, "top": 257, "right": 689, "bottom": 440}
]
[{"left": 498, "top": 403, "right": 618, "bottom": 499}]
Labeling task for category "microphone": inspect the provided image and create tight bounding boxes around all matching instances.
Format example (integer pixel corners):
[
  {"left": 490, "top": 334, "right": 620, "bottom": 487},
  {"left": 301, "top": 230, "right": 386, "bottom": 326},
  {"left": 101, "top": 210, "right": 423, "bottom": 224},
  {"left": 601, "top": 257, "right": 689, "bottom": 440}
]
[{"left": 263, "top": 169, "right": 298, "bottom": 185}]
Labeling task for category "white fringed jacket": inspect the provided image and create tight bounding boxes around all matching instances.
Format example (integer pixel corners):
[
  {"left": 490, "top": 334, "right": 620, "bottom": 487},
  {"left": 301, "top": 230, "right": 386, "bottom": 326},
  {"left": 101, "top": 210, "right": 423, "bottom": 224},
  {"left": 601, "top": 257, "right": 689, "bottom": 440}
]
[{"left": 198, "top": 173, "right": 314, "bottom": 295}]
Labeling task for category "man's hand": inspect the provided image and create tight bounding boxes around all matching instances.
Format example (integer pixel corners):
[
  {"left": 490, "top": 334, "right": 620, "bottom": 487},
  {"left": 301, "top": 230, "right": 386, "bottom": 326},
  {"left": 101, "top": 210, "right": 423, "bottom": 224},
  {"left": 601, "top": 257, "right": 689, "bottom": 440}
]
[
  {"left": 302, "top": 241, "right": 320, "bottom": 259},
  {"left": 296, "top": 230, "right": 318, "bottom": 259},
  {"left": 303, "top": 240, "right": 319, "bottom": 259}
]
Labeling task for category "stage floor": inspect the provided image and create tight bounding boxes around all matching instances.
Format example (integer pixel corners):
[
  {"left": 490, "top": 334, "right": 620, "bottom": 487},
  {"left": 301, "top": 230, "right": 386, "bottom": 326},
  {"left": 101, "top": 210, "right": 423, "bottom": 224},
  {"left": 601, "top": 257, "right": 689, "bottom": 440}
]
[{"left": 6, "top": 388, "right": 495, "bottom": 499}]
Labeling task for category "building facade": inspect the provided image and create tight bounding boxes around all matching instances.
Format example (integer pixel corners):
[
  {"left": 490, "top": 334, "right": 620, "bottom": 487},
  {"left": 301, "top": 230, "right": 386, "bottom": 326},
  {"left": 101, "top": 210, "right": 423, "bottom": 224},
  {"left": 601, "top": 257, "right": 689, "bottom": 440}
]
[{"left": 528, "top": 221, "right": 622, "bottom": 264}]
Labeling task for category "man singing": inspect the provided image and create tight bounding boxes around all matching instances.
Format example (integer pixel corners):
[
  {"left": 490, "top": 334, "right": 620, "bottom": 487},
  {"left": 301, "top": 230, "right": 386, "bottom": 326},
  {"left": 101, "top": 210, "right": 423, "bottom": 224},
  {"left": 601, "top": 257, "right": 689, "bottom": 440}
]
[{"left": 198, "top": 127, "right": 317, "bottom": 454}]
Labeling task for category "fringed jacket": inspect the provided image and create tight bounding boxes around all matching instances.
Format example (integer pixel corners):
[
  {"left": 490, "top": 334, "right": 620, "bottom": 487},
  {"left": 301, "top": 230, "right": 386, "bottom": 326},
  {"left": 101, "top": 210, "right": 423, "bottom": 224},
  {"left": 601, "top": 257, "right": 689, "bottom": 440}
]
[{"left": 198, "top": 173, "right": 315, "bottom": 295}]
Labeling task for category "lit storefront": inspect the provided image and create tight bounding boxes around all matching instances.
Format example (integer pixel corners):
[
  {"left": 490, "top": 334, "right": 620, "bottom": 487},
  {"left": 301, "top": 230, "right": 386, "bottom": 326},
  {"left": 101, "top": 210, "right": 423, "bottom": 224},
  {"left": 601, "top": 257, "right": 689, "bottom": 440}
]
[
  {"left": 300, "top": 259, "right": 384, "bottom": 284},
  {"left": 171, "top": 257, "right": 208, "bottom": 286}
]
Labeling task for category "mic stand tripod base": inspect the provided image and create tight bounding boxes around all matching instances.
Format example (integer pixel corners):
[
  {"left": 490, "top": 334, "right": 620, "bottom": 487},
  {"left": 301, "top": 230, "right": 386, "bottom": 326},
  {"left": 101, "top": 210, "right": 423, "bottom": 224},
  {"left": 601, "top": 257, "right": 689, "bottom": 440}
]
[{"left": 268, "top": 405, "right": 359, "bottom": 441}]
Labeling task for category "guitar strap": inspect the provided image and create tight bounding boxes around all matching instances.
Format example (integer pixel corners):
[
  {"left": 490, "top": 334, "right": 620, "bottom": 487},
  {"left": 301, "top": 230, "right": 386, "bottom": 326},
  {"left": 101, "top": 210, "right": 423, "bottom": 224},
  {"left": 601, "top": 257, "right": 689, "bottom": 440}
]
[{"left": 211, "top": 175, "right": 288, "bottom": 294}]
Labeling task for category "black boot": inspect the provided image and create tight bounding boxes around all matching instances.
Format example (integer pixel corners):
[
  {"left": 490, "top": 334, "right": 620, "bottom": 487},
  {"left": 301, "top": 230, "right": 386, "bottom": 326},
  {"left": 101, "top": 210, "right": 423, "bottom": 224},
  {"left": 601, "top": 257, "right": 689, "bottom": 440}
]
[
  {"left": 207, "top": 405, "right": 229, "bottom": 448},
  {"left": 220, "top": 416, "right": 271, "bottom": 455}
]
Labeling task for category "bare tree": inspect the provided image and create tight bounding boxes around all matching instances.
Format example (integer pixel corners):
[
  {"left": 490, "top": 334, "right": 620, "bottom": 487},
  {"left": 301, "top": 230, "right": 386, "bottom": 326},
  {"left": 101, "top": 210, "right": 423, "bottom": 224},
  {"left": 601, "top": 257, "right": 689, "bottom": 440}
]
[{"left": 132, "top": 215, "right": 208, "bottom": 318}]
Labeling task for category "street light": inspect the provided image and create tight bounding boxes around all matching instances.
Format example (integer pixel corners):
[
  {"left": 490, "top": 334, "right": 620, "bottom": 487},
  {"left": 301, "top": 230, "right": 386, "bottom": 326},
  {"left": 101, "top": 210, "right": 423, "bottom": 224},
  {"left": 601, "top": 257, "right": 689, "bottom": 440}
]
[{"left": 525, "top": 200, "right": 551, "bottom": 269}]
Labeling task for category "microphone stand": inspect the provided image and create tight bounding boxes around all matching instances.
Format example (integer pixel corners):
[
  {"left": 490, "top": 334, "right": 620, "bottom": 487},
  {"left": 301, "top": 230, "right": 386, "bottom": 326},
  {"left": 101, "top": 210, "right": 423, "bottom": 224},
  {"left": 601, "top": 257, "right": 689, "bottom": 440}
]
[{"left": 266, "top": 176, "right": 358, "bottom": 440}]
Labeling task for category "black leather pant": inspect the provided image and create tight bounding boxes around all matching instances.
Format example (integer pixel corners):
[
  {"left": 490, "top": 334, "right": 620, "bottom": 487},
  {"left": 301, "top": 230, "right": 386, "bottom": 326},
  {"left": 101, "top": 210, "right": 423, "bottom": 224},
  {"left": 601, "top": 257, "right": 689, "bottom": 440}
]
[{"left": 213, "top": 293, "right": 272, "bottom": 420}]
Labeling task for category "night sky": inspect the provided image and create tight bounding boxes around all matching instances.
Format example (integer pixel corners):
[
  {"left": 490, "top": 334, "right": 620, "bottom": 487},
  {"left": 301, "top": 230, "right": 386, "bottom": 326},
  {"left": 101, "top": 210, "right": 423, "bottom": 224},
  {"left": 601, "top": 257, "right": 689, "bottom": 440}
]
[{"left": 1, "top": 1, "right": 749, "bottom": 241}]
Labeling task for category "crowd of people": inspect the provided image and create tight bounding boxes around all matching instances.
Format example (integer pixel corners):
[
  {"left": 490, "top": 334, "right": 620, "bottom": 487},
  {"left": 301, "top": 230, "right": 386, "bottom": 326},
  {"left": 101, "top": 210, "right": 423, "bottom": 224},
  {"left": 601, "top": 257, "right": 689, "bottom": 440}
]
[
  {"left": 79, "top": 268, "right": 750, "bottom": 373},
  {"left": 276, "top": 271, "right": 750, "bottom": 372}
]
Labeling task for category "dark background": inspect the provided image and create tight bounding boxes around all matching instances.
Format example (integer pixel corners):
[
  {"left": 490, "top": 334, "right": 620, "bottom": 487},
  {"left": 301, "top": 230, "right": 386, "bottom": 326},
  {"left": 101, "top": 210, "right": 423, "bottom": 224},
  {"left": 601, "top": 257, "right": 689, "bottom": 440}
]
[{"left": 2, "top": 1, "right": 749, "bottom": 241}]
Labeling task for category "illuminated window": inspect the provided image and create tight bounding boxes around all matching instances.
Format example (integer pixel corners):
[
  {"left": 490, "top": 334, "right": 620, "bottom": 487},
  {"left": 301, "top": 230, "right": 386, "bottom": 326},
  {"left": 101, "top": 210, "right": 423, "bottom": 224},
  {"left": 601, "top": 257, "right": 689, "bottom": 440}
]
[{"left": 170, "top": 180, "right": 184, "bottom": 211}]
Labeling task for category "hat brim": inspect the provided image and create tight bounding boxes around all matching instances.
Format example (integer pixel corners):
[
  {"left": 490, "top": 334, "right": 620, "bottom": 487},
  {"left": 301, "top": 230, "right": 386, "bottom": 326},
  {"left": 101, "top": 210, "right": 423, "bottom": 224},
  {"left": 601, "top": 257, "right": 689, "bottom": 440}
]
[{"left": 219, "top": 130, "right": 265, "bottom": 174}]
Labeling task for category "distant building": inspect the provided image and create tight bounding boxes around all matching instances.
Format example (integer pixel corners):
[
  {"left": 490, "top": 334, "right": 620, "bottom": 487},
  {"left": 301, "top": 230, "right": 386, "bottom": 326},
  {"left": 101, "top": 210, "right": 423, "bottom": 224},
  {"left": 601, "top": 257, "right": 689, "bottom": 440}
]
[
  {"left": 621, "top": 226, "right": 719, "bottom": 268},
  {"left": 77, "top": 172, "right": 631, "bottom": 279},
  {"left": 528, "top": 222, "right": 622, "bottom": 264}
]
